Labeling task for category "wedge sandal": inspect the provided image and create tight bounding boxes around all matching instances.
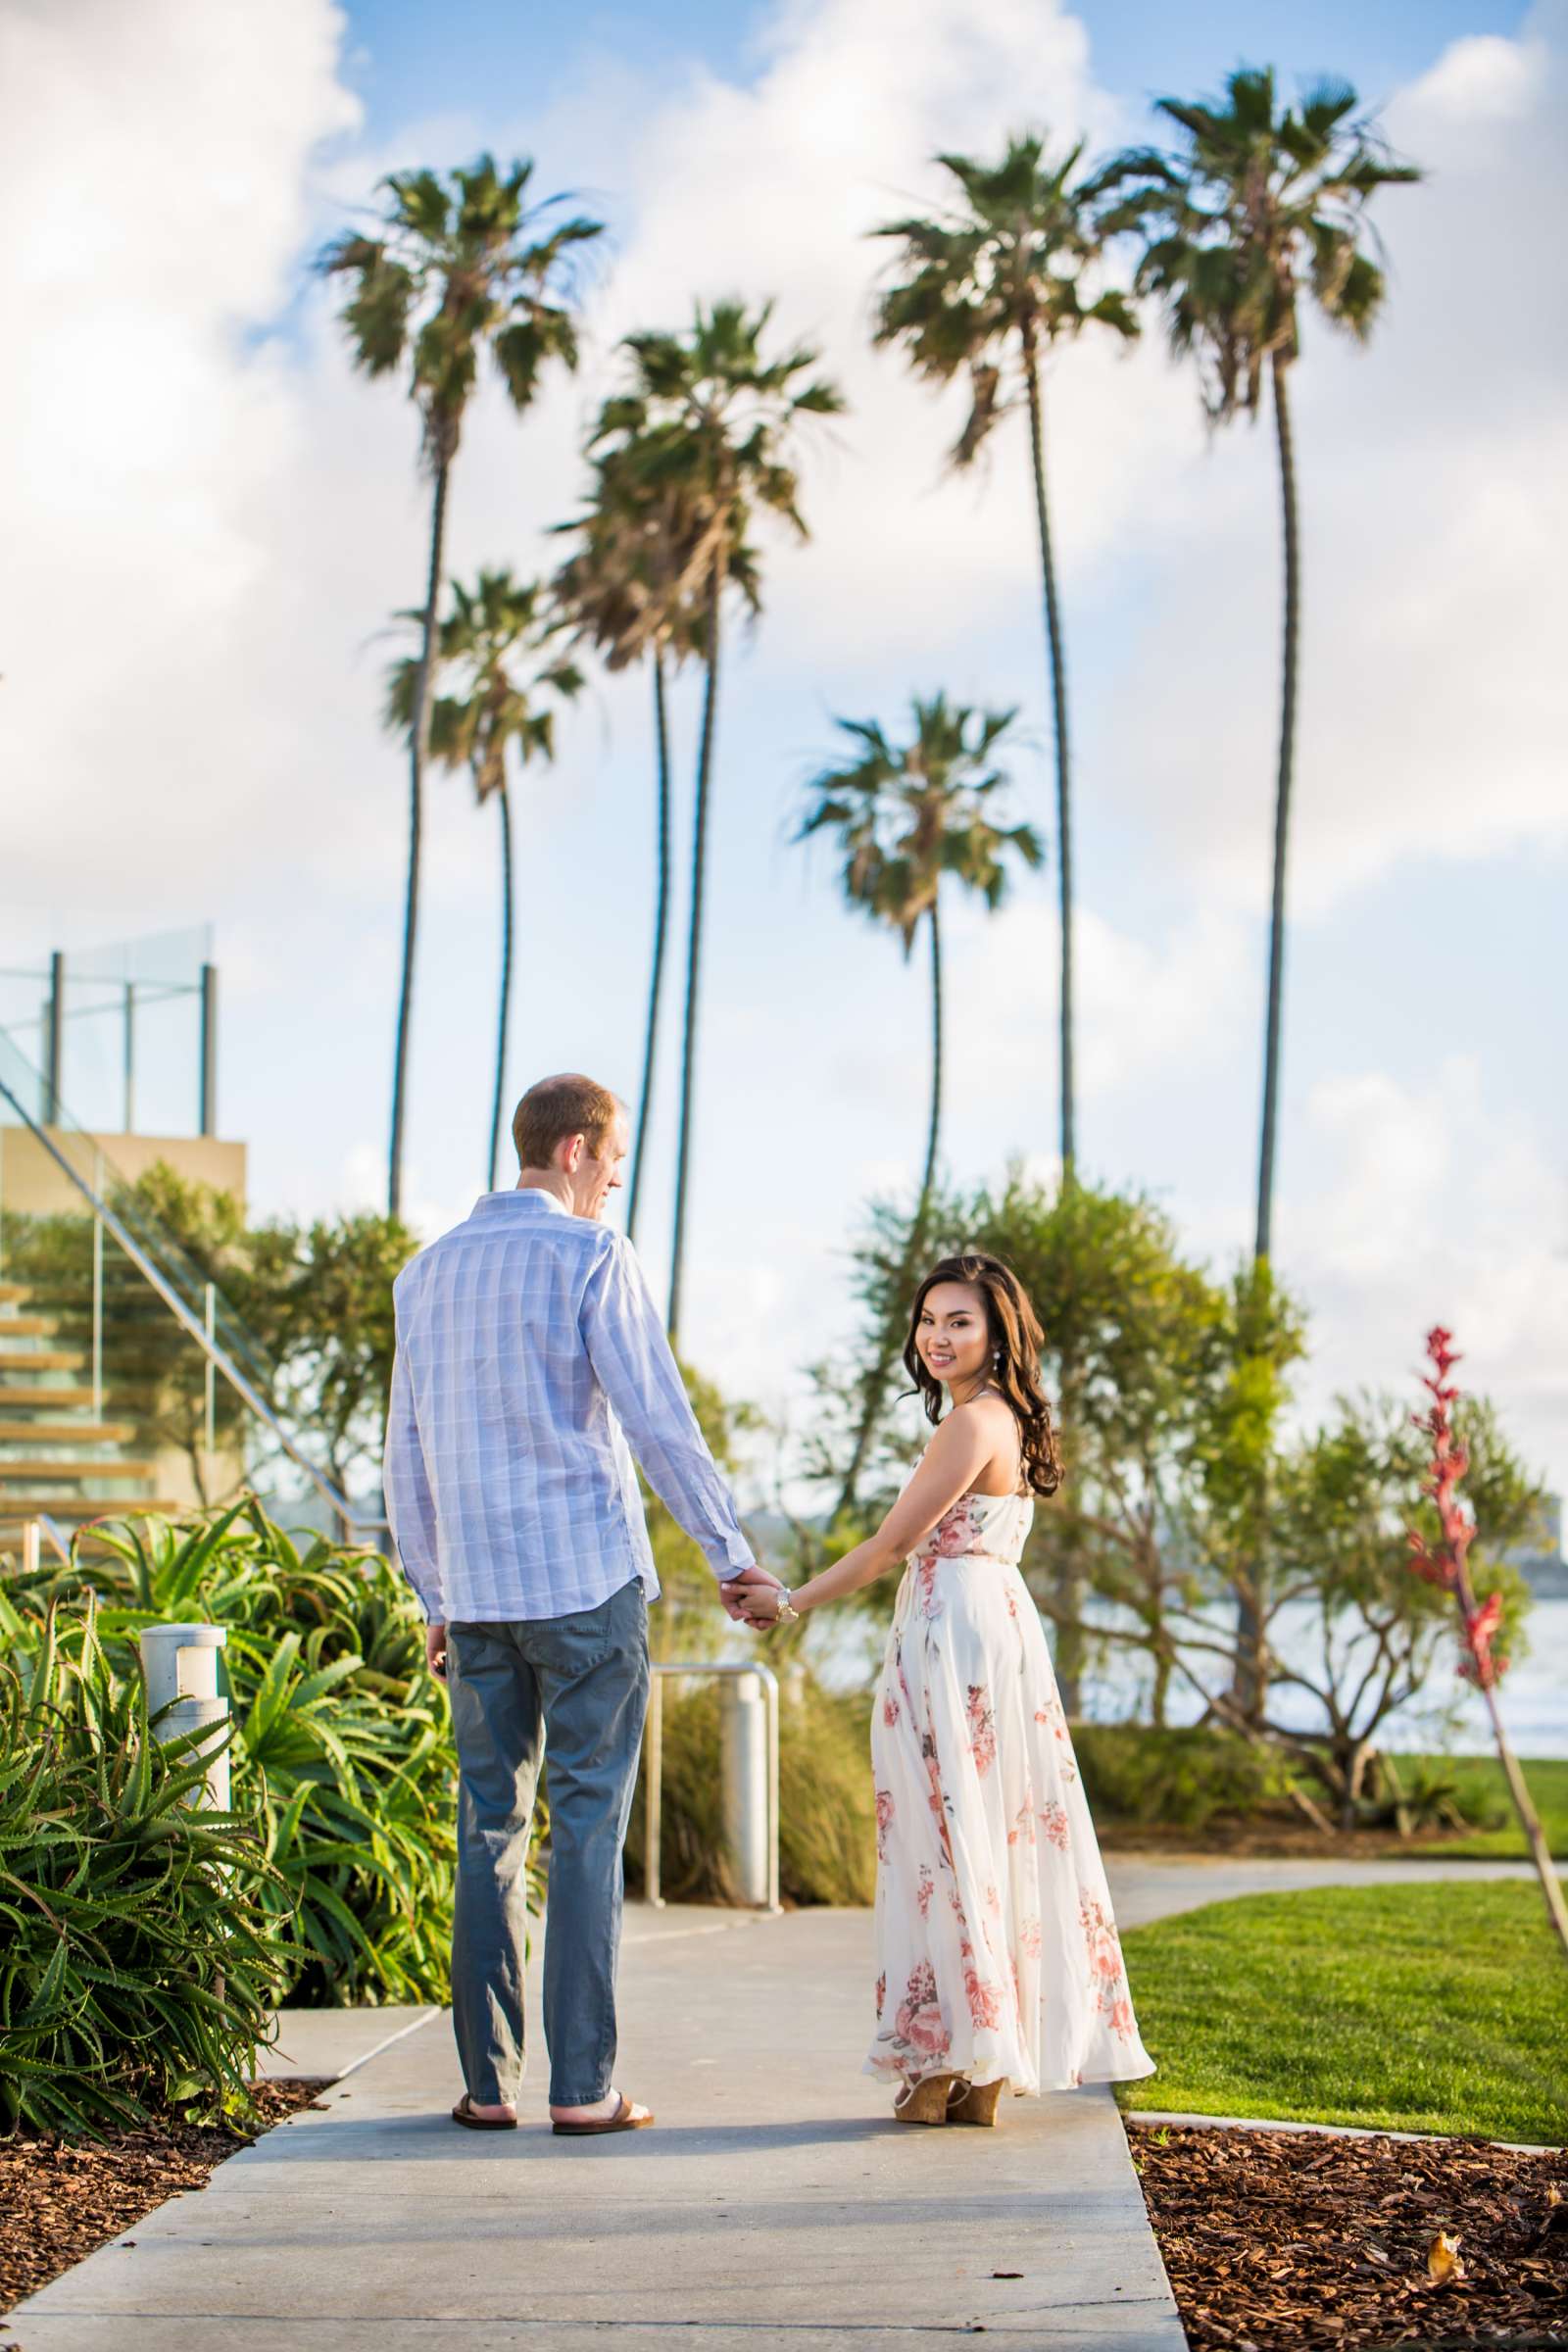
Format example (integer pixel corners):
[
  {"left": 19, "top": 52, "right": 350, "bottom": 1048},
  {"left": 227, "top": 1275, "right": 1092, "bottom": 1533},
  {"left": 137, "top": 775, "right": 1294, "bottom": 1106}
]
[
  {"left": 894, "top": 2070, "right": 959, "bottom": 2125},
  {"left": 948, "top": 2078, "right": 1005, "bottom": 2128}
]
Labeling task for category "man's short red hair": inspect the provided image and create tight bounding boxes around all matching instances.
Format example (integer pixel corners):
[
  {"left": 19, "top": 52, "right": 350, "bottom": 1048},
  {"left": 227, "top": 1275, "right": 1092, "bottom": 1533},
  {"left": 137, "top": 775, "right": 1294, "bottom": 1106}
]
[{"left": 512, "top": 1074, "right": 620, "bottom": 1171}]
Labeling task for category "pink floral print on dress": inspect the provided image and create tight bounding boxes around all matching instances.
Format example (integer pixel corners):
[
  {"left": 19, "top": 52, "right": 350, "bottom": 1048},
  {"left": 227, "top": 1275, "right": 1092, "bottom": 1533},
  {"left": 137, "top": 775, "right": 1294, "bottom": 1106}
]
[
  {"left": 895, "top": 1958, "right": 949, "bottom": 2057},
  {"left": 965, "top": 1684, "right": 998, "bottom": 1777}
]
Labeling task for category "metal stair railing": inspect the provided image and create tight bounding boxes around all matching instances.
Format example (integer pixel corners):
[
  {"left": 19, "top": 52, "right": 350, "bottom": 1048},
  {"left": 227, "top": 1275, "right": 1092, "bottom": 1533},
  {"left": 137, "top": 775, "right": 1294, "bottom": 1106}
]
[{"left": 0, "top": 1022, "right": 381, "bottom": 1544}]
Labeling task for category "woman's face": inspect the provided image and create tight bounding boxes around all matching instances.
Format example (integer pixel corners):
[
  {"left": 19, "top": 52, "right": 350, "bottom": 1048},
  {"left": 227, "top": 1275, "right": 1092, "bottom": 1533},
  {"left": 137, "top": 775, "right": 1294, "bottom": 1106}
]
[{"left": 914, "top": 1281, "right": 993, "bottom": 1392}]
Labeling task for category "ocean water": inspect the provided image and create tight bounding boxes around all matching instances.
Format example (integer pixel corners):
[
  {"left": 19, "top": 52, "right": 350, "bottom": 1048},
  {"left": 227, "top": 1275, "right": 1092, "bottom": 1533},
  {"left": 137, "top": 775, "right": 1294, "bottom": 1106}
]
[
  {"left": 821, "top": 1594, "right": 1566, "bottom": 1760},
  {"left": 1072, "top": 1593, "right": 1568, "bottom": 1761}
]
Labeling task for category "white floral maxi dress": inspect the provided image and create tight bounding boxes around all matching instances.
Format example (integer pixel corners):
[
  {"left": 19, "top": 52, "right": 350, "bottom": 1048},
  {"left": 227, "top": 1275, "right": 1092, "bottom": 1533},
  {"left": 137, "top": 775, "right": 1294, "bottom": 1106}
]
[{"left": 866, "top": 1484, "right": 1155, "bottom": 2095}]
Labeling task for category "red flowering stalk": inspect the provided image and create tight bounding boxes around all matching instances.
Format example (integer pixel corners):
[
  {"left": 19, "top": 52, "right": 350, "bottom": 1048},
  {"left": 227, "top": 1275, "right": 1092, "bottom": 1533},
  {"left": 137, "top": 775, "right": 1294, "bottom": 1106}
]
[{"left": 1408, "top": 1326, "right": 1568, "bottom": 1962}]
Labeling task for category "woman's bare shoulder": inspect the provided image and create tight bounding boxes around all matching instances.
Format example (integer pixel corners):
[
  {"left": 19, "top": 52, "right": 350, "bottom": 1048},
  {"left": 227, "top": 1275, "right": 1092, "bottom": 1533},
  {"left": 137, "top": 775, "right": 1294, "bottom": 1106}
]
[{"left": 951, "top": 1390, "right": 1014, "bottom": 1432}]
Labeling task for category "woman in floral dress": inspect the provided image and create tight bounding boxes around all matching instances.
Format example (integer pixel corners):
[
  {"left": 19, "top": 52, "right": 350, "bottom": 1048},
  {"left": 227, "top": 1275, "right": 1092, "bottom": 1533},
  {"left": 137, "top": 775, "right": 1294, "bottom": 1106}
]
[{"left": 740, "top": 1251, "right": 1153, "bottom": 2125}]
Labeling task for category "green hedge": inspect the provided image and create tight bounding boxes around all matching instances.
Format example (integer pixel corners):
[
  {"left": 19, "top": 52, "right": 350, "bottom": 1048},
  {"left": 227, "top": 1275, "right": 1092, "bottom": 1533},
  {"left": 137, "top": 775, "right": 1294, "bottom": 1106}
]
[{"left": 1073, "top": 1722, "right": 1297, "bottom": 1833}]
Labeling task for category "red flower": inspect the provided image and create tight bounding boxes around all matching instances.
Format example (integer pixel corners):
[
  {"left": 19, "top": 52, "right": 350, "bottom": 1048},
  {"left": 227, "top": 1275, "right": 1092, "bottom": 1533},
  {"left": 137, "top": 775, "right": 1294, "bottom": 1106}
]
[
  {"left": 1406, "top": 1325, "right": 1510, "bottom": 1689},
  {"left": 1460, "top": 1591, "right": 1509, "bottom": 1689}
]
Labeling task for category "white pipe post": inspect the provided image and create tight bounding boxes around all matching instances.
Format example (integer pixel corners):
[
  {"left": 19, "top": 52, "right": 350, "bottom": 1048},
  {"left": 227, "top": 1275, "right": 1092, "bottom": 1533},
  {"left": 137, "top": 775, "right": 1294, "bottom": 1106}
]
[
  {"left": 139, "top": 1623, "right": 230, "bottom": 1811},
  {"left": 720, "top": 1670, "right": 770, "bottom": 1908},
  {"left": 644, "top": 1669, "right": 664, "bottom": 1910}
]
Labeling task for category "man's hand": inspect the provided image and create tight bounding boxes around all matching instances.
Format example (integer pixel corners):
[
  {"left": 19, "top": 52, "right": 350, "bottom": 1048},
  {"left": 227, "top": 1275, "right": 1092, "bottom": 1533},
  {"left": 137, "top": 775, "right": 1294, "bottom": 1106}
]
[
  {"left": 720, "top": 1564, "right": 784, "bottom": 1624},
  {"left": 425, "top": 1621, "right": 449, "bottom": 1680}
]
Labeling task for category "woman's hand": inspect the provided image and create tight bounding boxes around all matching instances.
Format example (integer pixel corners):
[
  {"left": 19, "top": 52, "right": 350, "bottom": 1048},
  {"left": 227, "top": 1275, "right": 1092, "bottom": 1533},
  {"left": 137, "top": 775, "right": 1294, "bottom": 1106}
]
[{"left": 739, "top": 1583, "right": 785, "bottom": 1628}]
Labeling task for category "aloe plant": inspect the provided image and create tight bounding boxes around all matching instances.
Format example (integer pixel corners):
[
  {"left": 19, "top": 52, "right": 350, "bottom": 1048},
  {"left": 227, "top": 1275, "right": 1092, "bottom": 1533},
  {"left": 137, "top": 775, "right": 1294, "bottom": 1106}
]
[
  {"left": 0, "top": 1596, "right": 280, "bottom": 2135},
  {"left": 16, "top": 1500, "right": 485, "bottom": 2006}
]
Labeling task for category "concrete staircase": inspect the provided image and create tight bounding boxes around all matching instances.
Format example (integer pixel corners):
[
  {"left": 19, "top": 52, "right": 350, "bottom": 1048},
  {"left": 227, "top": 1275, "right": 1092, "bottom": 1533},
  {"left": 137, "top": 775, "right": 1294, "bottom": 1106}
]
[{"left": 0, "top": 1278, "right": 173, "bottom": 1546}]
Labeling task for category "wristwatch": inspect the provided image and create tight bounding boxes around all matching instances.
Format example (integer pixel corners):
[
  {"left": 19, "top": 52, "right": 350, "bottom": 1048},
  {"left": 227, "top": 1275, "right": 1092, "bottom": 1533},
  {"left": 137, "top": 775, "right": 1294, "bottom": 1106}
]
[{"left": 774, "top": 1590, "right": 801, "bottom": 1625}]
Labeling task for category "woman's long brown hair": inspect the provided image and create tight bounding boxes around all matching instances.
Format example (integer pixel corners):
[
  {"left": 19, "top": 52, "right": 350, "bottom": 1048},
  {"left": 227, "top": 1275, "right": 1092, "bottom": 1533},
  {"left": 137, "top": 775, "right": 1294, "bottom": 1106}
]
[{"left": 902, "top": 1251, "right": 1061, "bottom": 1498}]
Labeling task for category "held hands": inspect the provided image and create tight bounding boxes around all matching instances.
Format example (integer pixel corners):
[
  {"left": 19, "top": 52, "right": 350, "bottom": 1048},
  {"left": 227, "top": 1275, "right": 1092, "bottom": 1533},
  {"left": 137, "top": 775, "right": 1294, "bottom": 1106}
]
[
  {"left": 735, "top": 1581, "right": 787, "bottom": 1630},
  {"left": 720, "top": 1564, "right": 785, "bottom": 1624}
]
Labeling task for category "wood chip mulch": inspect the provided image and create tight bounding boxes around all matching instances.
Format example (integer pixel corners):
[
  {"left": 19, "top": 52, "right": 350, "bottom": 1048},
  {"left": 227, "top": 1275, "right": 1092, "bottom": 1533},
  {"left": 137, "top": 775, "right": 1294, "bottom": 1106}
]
[
  {"left": 1129, "top": 2122, "right": 1568, "bottom": 2349},
  {"left": 0, "top": 2080, "right": 331, "bottom": 2318}
]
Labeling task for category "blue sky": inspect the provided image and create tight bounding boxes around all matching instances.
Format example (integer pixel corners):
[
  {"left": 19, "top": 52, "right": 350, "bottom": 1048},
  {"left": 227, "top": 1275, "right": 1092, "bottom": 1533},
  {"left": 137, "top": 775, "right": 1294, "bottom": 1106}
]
[
  {"left": 344, "top": 0, "right": 1529, "bottom": 134},
  {"left": 3, "top": 0, "right": 1564, "bottom": 1515}
]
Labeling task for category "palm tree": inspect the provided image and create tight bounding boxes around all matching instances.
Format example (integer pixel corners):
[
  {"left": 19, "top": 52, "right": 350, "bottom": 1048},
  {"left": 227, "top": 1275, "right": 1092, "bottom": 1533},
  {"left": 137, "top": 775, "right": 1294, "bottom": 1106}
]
[
  {"left": 386, "top": 570, "right": 583, "bottom": 1191},
  {"left": 552, "top": 453, "right": 760, "bottom": 1249},
  {"left": 1100, "top": 70, "right": 1420, "bottom": 1715},
  {"left": 1099, "top": 74, "right": 1419, "bottom": 1265},
  {"left": 798, "top": 696, "right": 1042, "bottom": 1517},
  {"left": 320, "top": 157, "right": 603, "bottom": 1215},
  {"left": 588, "top": 303, "right": 843, "bottom": 1342},
  {"left": 872, "top": 134, "right": 1138, "bottom": 1190}
]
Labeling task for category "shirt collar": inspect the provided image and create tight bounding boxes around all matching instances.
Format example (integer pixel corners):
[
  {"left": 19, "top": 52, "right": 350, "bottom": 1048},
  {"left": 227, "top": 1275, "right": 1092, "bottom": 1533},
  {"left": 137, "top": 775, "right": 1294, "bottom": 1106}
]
[{"left": 472, "top": 1188, "right": 572, "bottom": 1218}]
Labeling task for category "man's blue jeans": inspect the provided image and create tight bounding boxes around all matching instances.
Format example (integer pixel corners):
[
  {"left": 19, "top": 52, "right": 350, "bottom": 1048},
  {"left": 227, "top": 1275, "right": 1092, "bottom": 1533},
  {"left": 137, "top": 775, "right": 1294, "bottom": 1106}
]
[{"left": 447, "top": 1579, "right": 650, "bottom": 2108}]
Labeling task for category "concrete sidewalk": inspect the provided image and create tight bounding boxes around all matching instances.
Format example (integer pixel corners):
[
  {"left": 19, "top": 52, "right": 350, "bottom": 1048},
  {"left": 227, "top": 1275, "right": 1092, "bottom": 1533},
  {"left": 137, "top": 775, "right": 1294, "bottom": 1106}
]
[
  {"left": 1102, "top": 1850, "right": 1540, "bottom": 1930},
  {"left": 12, "top": 1906, "right": 1184, "bottom": 2351}
]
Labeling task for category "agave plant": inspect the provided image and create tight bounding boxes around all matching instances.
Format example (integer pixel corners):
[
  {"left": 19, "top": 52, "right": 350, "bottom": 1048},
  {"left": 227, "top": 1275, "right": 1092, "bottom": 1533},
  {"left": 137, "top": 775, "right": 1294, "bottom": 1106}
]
[
  {"left": 18, "top": 1499, "right": 514, "bottom": 2006},
  {"left": 0, "top": 1595, "right": 280, "bottom": 2135}
]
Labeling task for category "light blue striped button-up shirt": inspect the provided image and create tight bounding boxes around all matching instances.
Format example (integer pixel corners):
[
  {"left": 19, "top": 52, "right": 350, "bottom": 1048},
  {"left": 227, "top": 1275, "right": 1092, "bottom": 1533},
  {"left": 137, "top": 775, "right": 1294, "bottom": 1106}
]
[{"left": 383, "top": 1189, "right": 755, "bottom": 1622}]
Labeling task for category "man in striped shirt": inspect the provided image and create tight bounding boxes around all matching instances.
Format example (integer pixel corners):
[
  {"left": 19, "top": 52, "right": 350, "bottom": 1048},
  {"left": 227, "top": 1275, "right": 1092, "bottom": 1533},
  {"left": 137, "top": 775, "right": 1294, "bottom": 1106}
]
[{"left": 384, "top": 1072, "right": 779, "bottom": 2135}]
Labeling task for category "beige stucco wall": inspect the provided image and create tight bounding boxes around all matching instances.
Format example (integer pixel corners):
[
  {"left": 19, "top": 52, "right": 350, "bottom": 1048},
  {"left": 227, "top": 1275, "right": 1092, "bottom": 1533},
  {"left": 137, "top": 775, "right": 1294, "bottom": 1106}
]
[{"left": 0, "top": 1127, "right": 247, "bottom": 1219}]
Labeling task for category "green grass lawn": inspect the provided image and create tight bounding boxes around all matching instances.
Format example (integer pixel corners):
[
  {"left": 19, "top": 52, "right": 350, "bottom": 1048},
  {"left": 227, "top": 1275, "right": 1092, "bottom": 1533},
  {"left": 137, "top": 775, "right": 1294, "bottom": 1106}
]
[
  {"left": 1397, "top": 1751, "right": 1568, "bottom": 1858},
  {"left": 1118, "top": 1882, "right": 1568, "bottom": 2145}
]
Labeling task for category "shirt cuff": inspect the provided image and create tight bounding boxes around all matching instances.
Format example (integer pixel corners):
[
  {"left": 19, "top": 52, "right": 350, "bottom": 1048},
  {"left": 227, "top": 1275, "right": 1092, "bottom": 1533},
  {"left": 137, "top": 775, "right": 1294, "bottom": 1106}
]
[{"left": 714, "top": 1532, "right": 758, "bottom": 1578}]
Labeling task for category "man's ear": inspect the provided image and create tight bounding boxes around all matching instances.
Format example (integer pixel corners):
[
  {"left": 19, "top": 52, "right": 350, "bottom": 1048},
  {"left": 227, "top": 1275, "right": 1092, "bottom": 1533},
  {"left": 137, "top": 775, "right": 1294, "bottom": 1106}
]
[{"left": 561, "top": 1133, "right": 585, "bottom": 1174}]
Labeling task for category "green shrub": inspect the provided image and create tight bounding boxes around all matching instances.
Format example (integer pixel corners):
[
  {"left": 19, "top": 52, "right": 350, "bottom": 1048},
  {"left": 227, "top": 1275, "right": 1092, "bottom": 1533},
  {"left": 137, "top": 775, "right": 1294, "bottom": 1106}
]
[
  {"left": 0, "top": 1600, "right": 280, "bottom": 2136},
  {"left": 11, "top": 1499, "right": 460, "bottom": 2006},
  {"left": 1073, "top": 1722, "right": 1296, "bottom": 1832},
  {"left": 625, "top": 1668, "right": 876, "bottom": 1907}
]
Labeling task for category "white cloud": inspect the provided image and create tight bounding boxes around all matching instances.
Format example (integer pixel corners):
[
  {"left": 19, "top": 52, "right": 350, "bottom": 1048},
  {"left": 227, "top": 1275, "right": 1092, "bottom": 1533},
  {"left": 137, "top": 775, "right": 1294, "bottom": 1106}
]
[{"left": 1287, "top": 1057, "right": 1568, "bottom": 1496}]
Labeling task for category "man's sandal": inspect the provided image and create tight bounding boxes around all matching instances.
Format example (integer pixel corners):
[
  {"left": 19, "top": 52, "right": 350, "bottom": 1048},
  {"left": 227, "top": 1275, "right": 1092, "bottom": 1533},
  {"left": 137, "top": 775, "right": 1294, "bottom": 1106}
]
[
  {"left": 451, "top": 2092, "right": 517, "bottom": 2131},
  {"left": 551, "top": 2093, "right": 654, "bottom": 2136}
]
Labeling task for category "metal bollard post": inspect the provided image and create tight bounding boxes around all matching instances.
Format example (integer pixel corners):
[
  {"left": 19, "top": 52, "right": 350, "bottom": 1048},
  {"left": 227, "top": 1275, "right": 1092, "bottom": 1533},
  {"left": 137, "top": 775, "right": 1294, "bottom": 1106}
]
[
  {"left": 720, "top": 1670, "right": 771, "bottom": 1908},
  {"left": 138, "top": 1623, "right": 230, "bottom": 1810}
]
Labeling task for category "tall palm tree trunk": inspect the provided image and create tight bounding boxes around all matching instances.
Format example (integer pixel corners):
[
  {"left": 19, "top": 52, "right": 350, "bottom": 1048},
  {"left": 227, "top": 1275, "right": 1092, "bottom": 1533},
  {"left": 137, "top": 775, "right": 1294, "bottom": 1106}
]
[
  {"left": 832, "top": 899, "right": 946, "bottom": 1523},
  {"left": 486, "top": 780, "right": 514, "bottom": 1193},
  {"left": 1023, "top": 335, "right": 1075, "bottom": 1186},
  {"left": 1255, "top": 349, "right": 1299, "bottom": 1269},
  {"left": 667, "top": 569, "right": 722, "bottom": 1347},
  {"left": 1234, "top": 350, "right": 1302, "bottom": 1723},
  {"left": 628, "top": 651, "right": 673, "bottom": 1247},
  {"left": 919, "top": 897, "right": 943, "bottom": 1206},
  {"left": 1024, "top": 336, "right": 1085, "bottom": 1710},
  {"left": 388, "top": 453, "right": 452, "bottom": 1217}
]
